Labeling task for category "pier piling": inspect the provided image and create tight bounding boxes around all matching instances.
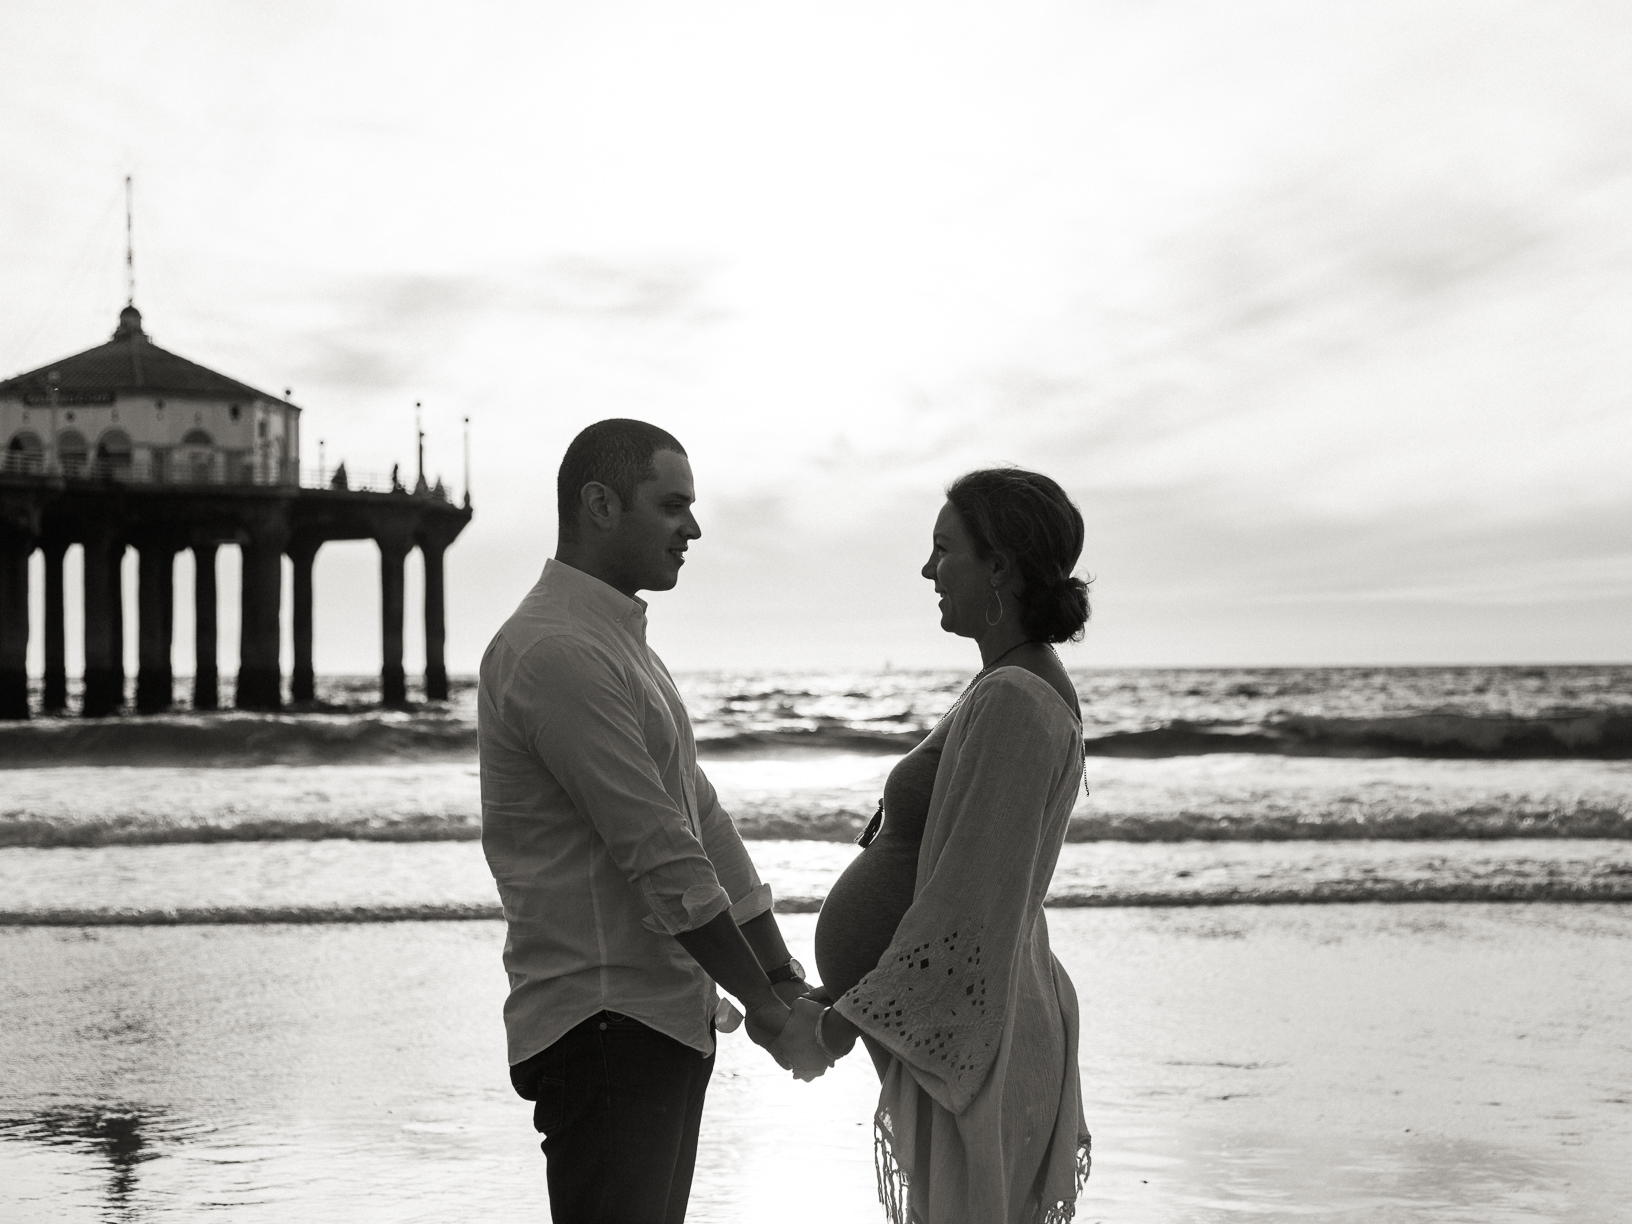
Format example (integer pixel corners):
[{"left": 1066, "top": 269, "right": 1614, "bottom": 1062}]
[
  {"left": 377, "top": 530, "right": 411, "bottom": 707},
  {"left": 193, "top": 542, "right": 218, "bottom": 711},
  {"left": 42, "top": 537, "right": 68, "bottom": 713},
  {"left": 136, "top": 538, "right": 177, "bottom": 713},
  {"left": 290, "top": 539, "right": 318, "bottom": 703},
  {"left": 237, "top": 523, "right": 287, "bottom": 712},
  {"left": 81, "top": 529, "right": 123, "bottom": 717},
  {"left": 0, "top": 528, "right": 30, "bottom": 719},
  {"left": 422, "top": 540, "right": 448, "bottom": 702}
]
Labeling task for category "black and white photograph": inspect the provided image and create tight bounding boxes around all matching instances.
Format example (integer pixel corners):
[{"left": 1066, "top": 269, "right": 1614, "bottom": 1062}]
[{"left": 2, "top": 2, "right": 1630, "bottom": 1221}]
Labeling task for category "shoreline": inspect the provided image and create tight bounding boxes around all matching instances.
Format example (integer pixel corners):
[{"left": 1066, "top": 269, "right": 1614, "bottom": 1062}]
[
  {"left": 4, "top": 837, "right": 1632, "bottom": 925},
  {"left": 8, "top": 882, "right": 1632, "bottom": 927}
]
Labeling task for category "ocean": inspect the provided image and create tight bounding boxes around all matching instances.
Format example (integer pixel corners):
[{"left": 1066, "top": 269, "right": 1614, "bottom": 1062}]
[
  {"left": 1, "top": 664, "right": 1630, "bottom": 922},
  {"left": 3, "top": 664, "right": 1631, "bottom": 1222}
]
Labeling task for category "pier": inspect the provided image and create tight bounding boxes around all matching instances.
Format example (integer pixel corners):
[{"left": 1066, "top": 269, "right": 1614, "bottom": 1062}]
[{"left": 0, "top": 306, "right": 471, "bottom": 717}]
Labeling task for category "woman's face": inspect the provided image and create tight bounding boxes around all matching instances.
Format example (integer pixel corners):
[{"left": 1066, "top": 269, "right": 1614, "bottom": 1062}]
[{"left": 921, "top": 500, "right": 997, "bottom": 638}]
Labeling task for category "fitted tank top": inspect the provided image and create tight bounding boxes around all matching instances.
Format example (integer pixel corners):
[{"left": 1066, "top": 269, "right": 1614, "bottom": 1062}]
[{"left": 812, "top": 720, "right": 948, "bottom": 1002}]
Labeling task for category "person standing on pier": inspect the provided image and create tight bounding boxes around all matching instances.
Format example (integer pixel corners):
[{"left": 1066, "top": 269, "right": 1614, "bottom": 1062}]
[{"left": 477, "top": 418, "right": 822, "bottom": 1223}]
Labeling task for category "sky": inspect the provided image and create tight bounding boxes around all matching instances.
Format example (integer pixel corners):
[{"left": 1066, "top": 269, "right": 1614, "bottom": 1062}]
[{"left": 3, "top": 0, "right": 1629, "bottom": 675}]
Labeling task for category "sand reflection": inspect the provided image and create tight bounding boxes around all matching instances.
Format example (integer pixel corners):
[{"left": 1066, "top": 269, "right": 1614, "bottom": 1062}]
[
  {"left": 0, "top": 1103, "right": 204, "bottom": 1217},
  {"left": 1, "top": 910, "right": 1630, "bottom": 1222}
]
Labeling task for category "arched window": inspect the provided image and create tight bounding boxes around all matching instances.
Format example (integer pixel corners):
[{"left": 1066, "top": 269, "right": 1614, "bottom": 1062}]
[
  {"left": 4, "top": 431, "right": 43, "bottom": 474},
  {"left": 58, "top": 429, "right": 89, "bottom": 478},
  {"left": 180, "top": 428, "right": 215, "bottom": 483},
  {"left": 95, "top": 429, "right": 133, "bottom": 480}
]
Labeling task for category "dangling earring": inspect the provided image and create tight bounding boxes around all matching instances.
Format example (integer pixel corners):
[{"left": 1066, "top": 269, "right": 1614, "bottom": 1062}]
[{"left": 985, "top": 584, "right": 1004, "bottom": 626}]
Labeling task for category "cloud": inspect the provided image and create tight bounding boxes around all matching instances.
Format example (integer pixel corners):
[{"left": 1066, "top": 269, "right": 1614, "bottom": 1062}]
[
  {"left": 268, "top": 258, "right": 719, "bottom": 394},
  {"left": 287, "top": 334, "right": 415, "bottom": 393},
  {"left": 513, "top": 258, "right": 721, "bottom": 323}
]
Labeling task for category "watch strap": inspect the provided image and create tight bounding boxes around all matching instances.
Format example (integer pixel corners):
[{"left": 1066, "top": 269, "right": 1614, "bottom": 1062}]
[{"left": 766, "top": 958, "right": 805, "bottom": 985}]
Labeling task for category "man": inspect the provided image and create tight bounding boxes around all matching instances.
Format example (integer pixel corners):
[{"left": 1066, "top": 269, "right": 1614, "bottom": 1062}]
[{"left": 478, "top": 419, "right": 824, "bottom": 1224}]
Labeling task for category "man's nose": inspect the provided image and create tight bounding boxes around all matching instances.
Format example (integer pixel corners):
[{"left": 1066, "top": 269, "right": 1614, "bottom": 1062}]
[{"left": 682, "top": 511, "right": 701, "bottom": 540}]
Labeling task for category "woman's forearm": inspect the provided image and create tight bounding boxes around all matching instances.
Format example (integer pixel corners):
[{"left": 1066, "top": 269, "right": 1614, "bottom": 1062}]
[{"left": 819, "top": 1004, "right": 861, "bottom": 1057}]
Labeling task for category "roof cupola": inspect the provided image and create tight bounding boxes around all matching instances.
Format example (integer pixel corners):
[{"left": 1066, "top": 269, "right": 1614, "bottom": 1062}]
[{"left": 113, "top": 304, "right": 145, "bottom": 342}]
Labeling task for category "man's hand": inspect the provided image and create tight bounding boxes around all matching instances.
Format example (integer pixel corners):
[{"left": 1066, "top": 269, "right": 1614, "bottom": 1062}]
[
  {"left": 771, "top": 977, "right": 813, "bottom": 1007},
  {"left": 775, "top": 997, "right": 836, "bottom": 1082},
  {"left": 745, "top": 1001, "right": 793, "bottom": 1070}
]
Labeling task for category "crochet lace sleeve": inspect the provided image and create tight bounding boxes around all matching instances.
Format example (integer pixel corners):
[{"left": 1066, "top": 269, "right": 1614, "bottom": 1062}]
[{"left": 833, "top": 673, "right": 1079, "bottom": 1114}]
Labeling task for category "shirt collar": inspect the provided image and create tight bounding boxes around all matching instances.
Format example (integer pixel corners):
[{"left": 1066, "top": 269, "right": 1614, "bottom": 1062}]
[{"left": 542, "top": 557, "right": 649, "bottom": 634}]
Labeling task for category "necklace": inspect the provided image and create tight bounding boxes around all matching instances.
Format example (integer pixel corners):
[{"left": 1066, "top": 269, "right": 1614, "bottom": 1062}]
[{"left": 950, "top": 639, "right": 1031, "bottom": 708}]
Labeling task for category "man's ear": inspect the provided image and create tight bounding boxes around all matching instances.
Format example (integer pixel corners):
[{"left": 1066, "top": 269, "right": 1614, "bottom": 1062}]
[{"left": 579, "top": 481, "right": 621, "bottom": 534}]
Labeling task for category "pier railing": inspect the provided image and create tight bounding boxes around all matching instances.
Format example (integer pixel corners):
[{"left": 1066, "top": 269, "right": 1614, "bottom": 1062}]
[{"left": 0, "top": 453, "right": 450, "bottom": 499}]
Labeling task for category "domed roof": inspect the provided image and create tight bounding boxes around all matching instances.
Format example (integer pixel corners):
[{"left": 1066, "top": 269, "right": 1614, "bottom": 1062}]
[{"left": 0, "top": 306, "right": 288, "bottom": 406}]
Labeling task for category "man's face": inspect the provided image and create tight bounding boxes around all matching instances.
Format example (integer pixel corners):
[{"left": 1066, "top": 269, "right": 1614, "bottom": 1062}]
[{"left": 606, "top": 449, "right": 701, "bottom": 595}]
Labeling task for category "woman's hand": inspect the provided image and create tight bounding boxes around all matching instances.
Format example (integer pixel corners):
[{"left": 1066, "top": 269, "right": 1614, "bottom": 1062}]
[{"left": 777, "top": 998, "right": 836, "bottom": 1082}]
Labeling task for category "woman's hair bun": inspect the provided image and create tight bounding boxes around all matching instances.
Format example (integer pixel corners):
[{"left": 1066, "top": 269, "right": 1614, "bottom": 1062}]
[{"left": 1031, "top": 574, "right": 1091, "bottom": 644}]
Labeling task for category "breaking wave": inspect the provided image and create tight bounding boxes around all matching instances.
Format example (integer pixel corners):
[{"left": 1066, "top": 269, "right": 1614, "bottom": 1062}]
[
  {"left": 5, "top": 800, "right": 1628, "bottom": 848},
  {"left": 1082, "top": 710, "right": 1632, "bottom": 760},
  {"left": 0, "top": 713, "right": 477, "bottom": 767},
  {"left": 5, "top": 707, "right": 1629, "bottom": 768}
]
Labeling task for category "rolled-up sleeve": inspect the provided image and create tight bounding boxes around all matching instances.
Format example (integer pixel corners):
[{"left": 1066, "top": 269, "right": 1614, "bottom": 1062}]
[
  {"left": 695, "top": 765, "right": 774, "bottom": 922},
  {"left": 515, "top": 640, "right": 731, "bottom": 936}
]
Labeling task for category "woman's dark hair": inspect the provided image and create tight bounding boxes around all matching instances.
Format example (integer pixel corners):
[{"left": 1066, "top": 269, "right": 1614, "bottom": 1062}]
[
  {"left": 945, "top": 467, "right": 1090, "bottom": 643},
  {"left": 557, "top": 418, "right": 686, "bottom": 540}
]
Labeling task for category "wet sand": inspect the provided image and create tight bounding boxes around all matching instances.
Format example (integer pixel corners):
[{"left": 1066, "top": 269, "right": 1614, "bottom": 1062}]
[{"left": 2, "top": 907, "right": 1630, "bottom": 1223}]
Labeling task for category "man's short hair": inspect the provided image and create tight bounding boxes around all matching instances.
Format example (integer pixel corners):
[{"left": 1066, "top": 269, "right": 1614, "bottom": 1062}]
[{"left": 557, "top": 419, "right": 687, "bottom": 539}]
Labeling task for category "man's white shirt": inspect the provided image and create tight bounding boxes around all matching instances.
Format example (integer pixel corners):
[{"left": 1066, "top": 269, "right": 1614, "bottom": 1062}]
[{"left": 478, "top": 559, "right": 771, "bottom": 1063}]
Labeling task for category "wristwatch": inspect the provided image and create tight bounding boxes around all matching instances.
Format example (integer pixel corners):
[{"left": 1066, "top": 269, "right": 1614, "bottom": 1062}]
[{"left": 766, "top": 958, "right": 805, "bottom": 985}]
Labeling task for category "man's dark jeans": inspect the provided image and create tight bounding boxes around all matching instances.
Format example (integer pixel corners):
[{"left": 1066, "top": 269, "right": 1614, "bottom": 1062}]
[{"left": 510, "top": 1011, "right": 715, "bottom": 1224}]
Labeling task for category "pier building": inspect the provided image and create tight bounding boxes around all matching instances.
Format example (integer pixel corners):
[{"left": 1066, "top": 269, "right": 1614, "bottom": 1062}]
[{"left": 0, "top": 305, "right": 471, "bottom": 718}]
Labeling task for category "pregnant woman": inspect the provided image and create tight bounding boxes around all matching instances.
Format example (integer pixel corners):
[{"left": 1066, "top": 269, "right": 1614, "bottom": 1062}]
[{"left": 800, "top": 467, "right": 1093, "bottom": 1224}]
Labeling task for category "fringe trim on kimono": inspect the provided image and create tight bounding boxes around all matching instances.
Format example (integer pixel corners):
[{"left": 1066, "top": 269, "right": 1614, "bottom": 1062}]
[
  {"left": 875, "top": 1108, "right": 913, "bottom": 1224},
  {"left": 1036, "top": 1139, "right": 1092, "bottom": 1224},
  {"left": 873, "top": 1107, "right": 1092, "bottom": 1224}
]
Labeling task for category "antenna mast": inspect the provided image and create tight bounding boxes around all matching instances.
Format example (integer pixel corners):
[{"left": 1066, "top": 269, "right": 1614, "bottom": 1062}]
[
  {"left": 415, "top": 401, "right": 426, "bottom": 491},
  {"left": 124, "top": 175, "right": 135, "bottom": 306}
]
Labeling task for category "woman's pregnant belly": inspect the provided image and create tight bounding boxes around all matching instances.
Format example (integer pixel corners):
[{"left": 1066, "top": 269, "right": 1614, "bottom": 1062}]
[{"left": 813, "top": 835, "right": 919, "bottom": 1001}]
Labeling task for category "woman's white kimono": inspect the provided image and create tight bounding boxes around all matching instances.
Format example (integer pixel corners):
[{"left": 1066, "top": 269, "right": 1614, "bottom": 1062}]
[{"left": 834, "top": 667, "right": 1091, "bottom": 1224}]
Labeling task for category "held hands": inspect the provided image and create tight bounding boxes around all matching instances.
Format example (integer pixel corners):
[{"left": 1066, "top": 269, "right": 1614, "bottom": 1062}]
[
  {"left": 745, "top": 1002, "right": 794, "bottom": 1071},
  {"left": 744, "top": 980, "right": 851, "bottom": 1082},
  {"left": 744, "top": 977, "right": 815, "bottom": 1069},
  {"left": 777, "top": 997, "right": 838, "bottom": 1082}
]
